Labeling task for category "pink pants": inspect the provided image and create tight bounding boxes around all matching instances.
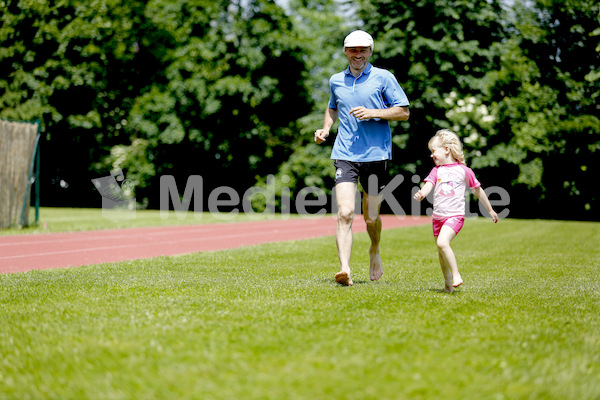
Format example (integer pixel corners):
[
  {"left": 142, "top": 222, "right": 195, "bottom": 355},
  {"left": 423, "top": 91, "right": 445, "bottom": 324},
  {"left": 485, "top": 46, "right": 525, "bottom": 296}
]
[{"left": 432, "top": 216, "right": 465, "bottom": 237}]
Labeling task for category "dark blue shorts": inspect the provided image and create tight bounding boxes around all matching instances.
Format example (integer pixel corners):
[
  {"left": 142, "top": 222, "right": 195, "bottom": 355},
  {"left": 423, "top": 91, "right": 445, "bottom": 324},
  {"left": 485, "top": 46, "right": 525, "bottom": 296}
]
[{"left": 333, "top": 160, "right": 390, "bottom": 195}]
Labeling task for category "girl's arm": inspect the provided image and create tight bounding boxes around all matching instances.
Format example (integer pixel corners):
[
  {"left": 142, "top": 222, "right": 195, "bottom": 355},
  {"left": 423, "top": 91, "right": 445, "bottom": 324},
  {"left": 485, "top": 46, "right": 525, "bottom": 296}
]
[
  {"left": 414, "top": 181, "right": 434, "bottom": 201},
  {"left": 472, "top": 186, "right": 499, "bottom": 222}
]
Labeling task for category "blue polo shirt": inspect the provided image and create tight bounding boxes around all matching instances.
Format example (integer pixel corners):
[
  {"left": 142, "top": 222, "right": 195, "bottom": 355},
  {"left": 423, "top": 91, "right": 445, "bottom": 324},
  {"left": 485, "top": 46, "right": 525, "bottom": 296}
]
[{"left": 328, "top": 63, "right": 409, "bottom": 162}]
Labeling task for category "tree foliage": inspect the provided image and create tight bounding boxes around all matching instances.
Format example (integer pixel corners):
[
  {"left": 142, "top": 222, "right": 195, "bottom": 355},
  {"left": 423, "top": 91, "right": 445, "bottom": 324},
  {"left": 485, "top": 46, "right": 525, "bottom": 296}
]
[
  {"left": 1, "top": 0, "right": 598, "bottom": 219},
  {"left": 2, "top": 0, "right": 165, "bottom": 205},
  {"left": 346, "top": 0, "right": 600, "bottom": 219},
  {"left": 1, "top": 0, "right": 310, "bottom": 208},
  {"left": 253, "top": 0, "right": 350, "bottom": 205}
]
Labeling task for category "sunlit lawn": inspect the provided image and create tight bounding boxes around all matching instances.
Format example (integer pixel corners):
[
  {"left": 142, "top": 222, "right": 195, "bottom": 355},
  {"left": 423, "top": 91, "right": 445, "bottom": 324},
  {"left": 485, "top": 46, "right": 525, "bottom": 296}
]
[
  {"left": 1, "top": 216, "right": 599, "bottom": 399},
  {"left": 1, "top": 207, "right": 303, "bottom": 235}
]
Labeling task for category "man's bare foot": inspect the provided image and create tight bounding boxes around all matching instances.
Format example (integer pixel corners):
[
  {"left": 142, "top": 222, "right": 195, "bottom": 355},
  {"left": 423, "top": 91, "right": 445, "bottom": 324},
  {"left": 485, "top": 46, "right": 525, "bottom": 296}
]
[
  {"left": 444, "top": 283, "right": 454, "bottom": 293},
  {"left": 335, "top": 271, "right": 353, "bottom": 286},
  {"left": 369, "top": 247, "right": 383, "bottom": 281},
  {"left": 453, "top": 279, "right": 463, "bottom": 288}
]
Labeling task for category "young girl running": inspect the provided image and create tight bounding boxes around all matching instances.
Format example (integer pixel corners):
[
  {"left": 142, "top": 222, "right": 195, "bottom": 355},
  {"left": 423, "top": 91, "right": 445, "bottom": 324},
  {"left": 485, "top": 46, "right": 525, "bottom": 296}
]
[{"left": 414, "top": 129, "right": 498, "bottom": 293}]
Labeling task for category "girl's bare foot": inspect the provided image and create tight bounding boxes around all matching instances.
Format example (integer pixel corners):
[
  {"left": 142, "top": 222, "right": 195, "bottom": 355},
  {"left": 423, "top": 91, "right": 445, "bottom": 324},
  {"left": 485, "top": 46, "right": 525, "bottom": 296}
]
[
  {"left": 369, "top": 248, "right": 383, "bottom": 281},
  {"left": 444, "top": 283, "right": 454, "bottom": 293},
  {"left": 335, "top": 271, "right": 353, "bottom": 286}
]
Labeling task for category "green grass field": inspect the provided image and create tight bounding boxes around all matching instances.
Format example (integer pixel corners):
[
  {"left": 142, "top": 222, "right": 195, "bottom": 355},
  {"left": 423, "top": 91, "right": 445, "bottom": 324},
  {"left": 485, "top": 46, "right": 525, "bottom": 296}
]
[
  {"left": 1, "top": 214, "right": 599, "bottom": 399},
  {"left": 2, "top": 207, "right": 294, "bottom": 235}
]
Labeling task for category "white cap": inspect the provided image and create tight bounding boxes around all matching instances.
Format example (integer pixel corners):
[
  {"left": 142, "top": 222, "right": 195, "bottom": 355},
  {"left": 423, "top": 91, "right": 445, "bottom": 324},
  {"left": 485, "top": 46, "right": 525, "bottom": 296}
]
[{"left": 344, "top": 30, "right": 374, "bottom": 50}]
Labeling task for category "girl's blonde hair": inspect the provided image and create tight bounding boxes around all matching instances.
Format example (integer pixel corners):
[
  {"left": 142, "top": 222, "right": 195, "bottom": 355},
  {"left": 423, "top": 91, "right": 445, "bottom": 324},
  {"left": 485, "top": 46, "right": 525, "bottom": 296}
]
[{"left": 428, "top": 129, "right": 466, "bottom": 164}]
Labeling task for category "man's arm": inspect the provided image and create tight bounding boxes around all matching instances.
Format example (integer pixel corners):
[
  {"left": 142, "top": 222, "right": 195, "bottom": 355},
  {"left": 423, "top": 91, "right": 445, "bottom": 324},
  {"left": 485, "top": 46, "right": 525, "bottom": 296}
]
[
  {"left": 349, "top": 106, "right": 409, "bottom": 122},
  {"left": 314, "top": 107, "right": 339, "bottom": 144}
]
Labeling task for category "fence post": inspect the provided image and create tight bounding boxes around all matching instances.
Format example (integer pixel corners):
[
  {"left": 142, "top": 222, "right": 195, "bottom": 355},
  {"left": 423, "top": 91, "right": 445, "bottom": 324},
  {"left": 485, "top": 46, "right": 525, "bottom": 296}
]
[{"left": 0, "top": 119, "right": 40, "bottom": 229}]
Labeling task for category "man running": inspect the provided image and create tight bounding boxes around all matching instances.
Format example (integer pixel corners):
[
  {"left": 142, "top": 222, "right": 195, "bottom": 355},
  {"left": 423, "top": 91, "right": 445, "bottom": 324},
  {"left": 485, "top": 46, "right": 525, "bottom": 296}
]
[{"left": 314, "top": 30, "right": 410, "bottom": 286}]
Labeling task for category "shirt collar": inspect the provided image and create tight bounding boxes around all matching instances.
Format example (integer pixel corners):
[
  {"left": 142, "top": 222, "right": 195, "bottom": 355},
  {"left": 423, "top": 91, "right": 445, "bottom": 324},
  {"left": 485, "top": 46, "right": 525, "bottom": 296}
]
[{"left": 344, "top": 63, "right": 373, "bottom": 78}]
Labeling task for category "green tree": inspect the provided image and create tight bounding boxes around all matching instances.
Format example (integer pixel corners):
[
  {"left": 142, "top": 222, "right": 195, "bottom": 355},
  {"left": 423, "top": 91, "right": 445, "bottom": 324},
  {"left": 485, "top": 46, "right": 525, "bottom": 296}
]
[
  {"left": 252, "top": 0, "right": 352, "bottom": 212},
  {"left": 442, "top": 0, "right": 600, "bottom": 219},
  {"left": 1, "top": 0, "right": 311, "bottom": 209},
  {"left": 355, "top": 0, "right": 505, "bottom": 170},
  {"left": 353, "top": 0, "right": 599, "bottom": 219},
  {"left": 99, "top": 0, "right": 311, "bottom": 207},
  {"left": 0, "top": 0, "right": 164, "bottom": 206},
  {"left": 271, "top": 0, "right": 506, "bottom": 213},
  {"left": 504, "top": 0, "right": 599, "bottom": 219}
]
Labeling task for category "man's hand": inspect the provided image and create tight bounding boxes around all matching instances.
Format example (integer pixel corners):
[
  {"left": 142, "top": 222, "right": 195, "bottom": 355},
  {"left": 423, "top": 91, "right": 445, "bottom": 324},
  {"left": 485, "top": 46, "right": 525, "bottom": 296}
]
[
  {"left": 314, "top": 129, "right": 329, "bottom": 144},
  {"left": 349, "top": 106, "right": 375, "bottom": 120},
  {"left": 350, "top": 106, "right": 409, "bottom": 121}
]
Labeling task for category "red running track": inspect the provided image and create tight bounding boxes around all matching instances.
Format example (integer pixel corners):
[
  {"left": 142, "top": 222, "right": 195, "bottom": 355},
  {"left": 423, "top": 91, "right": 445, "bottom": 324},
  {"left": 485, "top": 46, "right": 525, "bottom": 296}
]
[{"left": 0, "top": 215, "right": 430, "bottom": 274}]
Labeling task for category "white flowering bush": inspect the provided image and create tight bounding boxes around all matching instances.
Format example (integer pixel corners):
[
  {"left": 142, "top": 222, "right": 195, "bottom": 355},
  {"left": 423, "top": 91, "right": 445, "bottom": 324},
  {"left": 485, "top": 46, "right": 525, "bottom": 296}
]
[{"left": 443, "top": 91, "right": 496, "bottom": 155}]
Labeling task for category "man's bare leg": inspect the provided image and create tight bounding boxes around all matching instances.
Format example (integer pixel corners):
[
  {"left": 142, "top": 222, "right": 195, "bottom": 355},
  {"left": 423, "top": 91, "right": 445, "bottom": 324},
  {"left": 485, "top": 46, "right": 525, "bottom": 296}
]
[
  {"left": 335, "top": 182, "right": 357, "bottom": 286},
  {"left": 364, "top": 192, "right": 384, "bottom": 281}
]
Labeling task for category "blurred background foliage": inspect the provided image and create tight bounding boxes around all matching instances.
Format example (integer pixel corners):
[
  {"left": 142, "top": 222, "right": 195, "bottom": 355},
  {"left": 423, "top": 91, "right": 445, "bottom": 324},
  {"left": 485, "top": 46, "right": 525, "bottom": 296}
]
[{"left": 1, "top": 0, "right": 598, "bottom": 220}]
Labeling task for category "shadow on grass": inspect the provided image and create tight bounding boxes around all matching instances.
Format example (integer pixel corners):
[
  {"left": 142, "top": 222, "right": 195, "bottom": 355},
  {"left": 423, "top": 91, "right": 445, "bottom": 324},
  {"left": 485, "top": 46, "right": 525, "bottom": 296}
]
[
  {"left": 317, "top": 275, "right": 464, "bottom": 294},
  {"left": 427, "top": 288, "right": 462, "bottom": 295}
]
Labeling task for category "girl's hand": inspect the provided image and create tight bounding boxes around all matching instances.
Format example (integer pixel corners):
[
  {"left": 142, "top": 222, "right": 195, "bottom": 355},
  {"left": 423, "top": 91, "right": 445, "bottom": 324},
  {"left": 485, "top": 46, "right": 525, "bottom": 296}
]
[
  {"left": 414, "top": 190, "right": 425, "bottom": 201},
  {"left": 490, "top": 210, "right": 499, "bottom": 223}
]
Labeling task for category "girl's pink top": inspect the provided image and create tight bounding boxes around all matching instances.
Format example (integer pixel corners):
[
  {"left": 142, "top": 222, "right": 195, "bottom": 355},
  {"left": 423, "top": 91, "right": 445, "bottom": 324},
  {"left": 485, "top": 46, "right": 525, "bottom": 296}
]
[{"left": 424, "top": 162, "right": 481, "bottom": 218}]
